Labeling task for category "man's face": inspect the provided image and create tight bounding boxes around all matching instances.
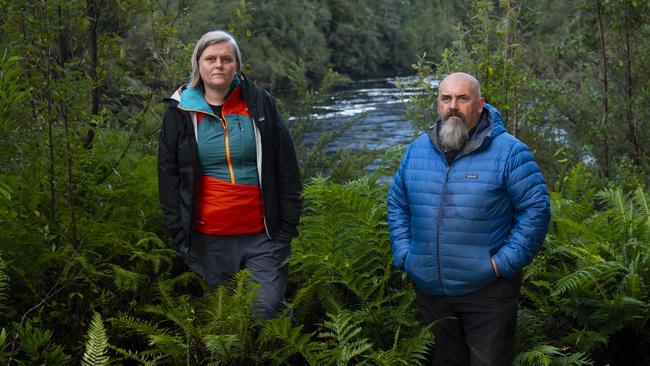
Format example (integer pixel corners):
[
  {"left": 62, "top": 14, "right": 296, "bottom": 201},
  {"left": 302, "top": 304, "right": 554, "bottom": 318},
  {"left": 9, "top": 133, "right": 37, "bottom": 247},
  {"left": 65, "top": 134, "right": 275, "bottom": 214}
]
[
  {"left": 199, "top": 42, "right": 239, "bottom": 93},
  {"left": 437, "top": 75, "right": 484, "bottom": 130}
]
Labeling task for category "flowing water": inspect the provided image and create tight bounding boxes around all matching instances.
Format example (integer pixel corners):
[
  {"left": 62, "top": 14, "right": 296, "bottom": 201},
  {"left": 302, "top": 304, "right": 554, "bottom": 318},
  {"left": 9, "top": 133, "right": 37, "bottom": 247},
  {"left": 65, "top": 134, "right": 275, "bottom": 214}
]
[{"left": 286, "top": 75, "right": 428, "bottom": 152}]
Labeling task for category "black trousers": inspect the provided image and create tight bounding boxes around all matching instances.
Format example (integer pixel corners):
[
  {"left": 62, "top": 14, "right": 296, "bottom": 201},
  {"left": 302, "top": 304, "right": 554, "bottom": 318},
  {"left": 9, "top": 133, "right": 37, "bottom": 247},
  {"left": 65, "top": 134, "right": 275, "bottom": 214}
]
[{"left": 415, "top": 275, "right": 522, "bottom": 366}]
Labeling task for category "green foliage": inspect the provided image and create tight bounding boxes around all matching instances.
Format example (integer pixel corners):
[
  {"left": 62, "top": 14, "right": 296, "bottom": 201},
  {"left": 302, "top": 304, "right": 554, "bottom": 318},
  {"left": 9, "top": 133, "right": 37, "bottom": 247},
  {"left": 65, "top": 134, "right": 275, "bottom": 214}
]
[
  {"left": 317, "top": 311, "right": 373, "bottom": 365},
  {"left": 81, "top": 312, "right": 110, "bottom": 366},
  {"left": 259, "top": 316, "right": 324, "bottom": 365},
  {"left": 366, "top": 325, "right": 433, "bottom": 366},
  {"left": 109, "top": 270, "right": 262, "bottom": 364},
  {"left": 102, "top": 176, "right": 432, "bottom": 365},
  {"left": 14, "top": 320, "right": 72, "bottom": 366},
  {"left": 0, "top": 254, "right": 7, "bottom": 311},
  {"left": 520, "top": 165, "right": 650, "bottom": 364},
  {"left": 514, "top": 344, "right": 593, "bottom": 366},
  {"left": 289, "top": 176, "right": 431, "bottom": 363},
  {"left": 0, "top": 51, "right": 31, "bottom": 120},
  {"left": 395, "top": 55, "right": 439, "bottom": 134},
  {"left": 2, "top": 0, "right": 650, "bottom": 364},
  {"left": 0, "top": 327, "right": 9, "bottom": 360},
  {"left": 208, "top": 0, "right": 457, "bottom": 85}
]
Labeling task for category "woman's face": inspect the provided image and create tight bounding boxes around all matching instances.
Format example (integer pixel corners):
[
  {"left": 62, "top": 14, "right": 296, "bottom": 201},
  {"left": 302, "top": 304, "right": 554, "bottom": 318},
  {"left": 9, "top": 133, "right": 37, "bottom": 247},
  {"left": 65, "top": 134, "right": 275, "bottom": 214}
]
[{"left": 198, "top": 42, "right": 239, "bottom": 94}]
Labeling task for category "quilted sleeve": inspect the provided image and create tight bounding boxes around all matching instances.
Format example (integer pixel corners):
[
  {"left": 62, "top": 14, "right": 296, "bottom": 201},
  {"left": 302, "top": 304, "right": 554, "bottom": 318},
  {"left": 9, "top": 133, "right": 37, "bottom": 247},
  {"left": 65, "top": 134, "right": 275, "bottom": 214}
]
[
  {"left": 492, "top": 142, "right": 551, "bottom": 278},
  {"left": 387, "top": 148, "right": 413, "bottom": 270}
]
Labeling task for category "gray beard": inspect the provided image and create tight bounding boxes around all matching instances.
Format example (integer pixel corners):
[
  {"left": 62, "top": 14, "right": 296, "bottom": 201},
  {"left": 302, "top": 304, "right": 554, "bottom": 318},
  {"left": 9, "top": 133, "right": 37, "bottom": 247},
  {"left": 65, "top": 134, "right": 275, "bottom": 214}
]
[{"left": 439, "top": 118, "right": 469, "bottom": 152}]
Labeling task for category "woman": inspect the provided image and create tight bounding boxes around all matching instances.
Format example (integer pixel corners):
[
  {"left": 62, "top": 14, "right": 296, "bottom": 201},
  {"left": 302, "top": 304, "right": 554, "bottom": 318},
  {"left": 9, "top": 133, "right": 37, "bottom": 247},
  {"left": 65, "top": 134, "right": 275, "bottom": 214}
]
[{"left": 157, "top": 30, "right": 302, "bottom": 319}]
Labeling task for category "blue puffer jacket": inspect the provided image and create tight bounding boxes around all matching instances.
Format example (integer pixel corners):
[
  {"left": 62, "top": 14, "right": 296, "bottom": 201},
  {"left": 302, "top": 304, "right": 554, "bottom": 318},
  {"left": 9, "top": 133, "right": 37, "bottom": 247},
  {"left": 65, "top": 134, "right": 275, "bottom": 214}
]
[{"left": 387, "top": 103, "right": 550, "bottom": 296}]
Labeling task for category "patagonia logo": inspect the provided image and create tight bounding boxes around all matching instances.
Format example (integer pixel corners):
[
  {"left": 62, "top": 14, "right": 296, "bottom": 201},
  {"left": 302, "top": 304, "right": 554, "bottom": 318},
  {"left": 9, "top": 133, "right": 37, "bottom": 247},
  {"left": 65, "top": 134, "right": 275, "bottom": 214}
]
[
  {"left": 466, "top": 174, "right": 479, "bottom": 179},
  {"left": 259, "top": 116, "right": 266, "bottom": 122}
]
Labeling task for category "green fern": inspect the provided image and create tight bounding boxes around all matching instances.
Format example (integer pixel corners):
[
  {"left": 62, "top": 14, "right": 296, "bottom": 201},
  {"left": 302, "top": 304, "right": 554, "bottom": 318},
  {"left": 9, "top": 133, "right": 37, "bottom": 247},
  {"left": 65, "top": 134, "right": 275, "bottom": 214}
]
[
  {"left": 366, "top": 324, "right": 433, "bottom": 366},
  {"left": 259, "top": 316, "right": 324, "bottom": 365},
  {"left": 129, "top": 232, "right": 175, "bottom": 274},
  {"left": 202, "top": 269, "right": 259, "bottom": 333},
  {"left": 203, "top": 334, "right": 239, "bottom": 363},
  {"left": 199, "top": 270, "right": 263, "bottom": 363},
  {"left": 562, "top": 328, "right": 608, "bottom": 353},
  {"left": 515, "top": 344, "right": 561, "bottom": 366},
  {"left": 0, "top": 328, "right": 9, "bottom": 359},
  {"left": 317, "top": 311, "right": 373, "bottom": 365},
  {"left": 596, "top": 188, "right": 630, "bottom": 220},
  {"left": 107, "top": 344, "right": 164, "bottom": 366},
  {"left": 112, "top": 313, "right": 187, "bottom": 362},
  {"left": 0, "top": 254, "right": 8, "bottom": 310},
  {"left": 81, "top": 312, "right": 110, "bottom": 366},
  {"left": 111, "top": 264, "right": 148, "bottom": 293},
  {"left": 112, "top": 314, "right": 169, "bottom": 337},
  {"left": 514, "top": 344, "right": 593, "bottom": 366},
  {"left": 553, "top": 261, "right": 627, "bottom": 297}
]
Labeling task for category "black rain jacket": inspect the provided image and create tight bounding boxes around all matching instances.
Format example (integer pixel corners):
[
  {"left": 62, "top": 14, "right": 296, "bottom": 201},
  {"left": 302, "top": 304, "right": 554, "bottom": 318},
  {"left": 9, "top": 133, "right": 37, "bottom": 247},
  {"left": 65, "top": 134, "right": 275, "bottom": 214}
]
[{"left": 157, "top": 75, "right": 302, "bottom": 250}]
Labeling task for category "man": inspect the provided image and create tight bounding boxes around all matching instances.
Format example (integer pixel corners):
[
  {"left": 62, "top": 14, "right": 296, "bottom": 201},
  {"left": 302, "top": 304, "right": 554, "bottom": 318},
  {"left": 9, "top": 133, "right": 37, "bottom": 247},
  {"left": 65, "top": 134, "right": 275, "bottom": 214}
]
[{"left": 387, "top": 72, "right": 550, "bottom": 365}]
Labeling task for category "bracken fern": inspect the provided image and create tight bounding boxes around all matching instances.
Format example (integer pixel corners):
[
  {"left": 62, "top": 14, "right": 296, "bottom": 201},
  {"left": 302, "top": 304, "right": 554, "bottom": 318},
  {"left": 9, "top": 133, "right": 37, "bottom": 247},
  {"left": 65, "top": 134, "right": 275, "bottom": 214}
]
[{"left": 81, "top": 312, "right": 110, "bottom": 366}]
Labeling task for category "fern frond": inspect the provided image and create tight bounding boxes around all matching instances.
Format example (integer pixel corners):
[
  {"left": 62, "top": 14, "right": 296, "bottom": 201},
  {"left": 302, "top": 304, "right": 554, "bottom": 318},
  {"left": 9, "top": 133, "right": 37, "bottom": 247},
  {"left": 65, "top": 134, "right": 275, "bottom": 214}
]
[
  {"left": 111, "top": 264, "right": 148, "bottom": 292},
  {"left": 81, "top": 312, "right": 110, "bottom": 366},
  {"left": 111, "top": 314, "right": 170, "bottom": 338},
  {"left": 553, "top": 261, "right": 627, "bottom": 296},
  {"left": 147, "top": 333, "right": 186, "bottom": 350},
  {"left": 288, "top": 276, "right": 325, "bottom": 320},
  {"left": 203, "top": 334, "right": 239, "bottom": 363},
  {"left": 1, "top": 328, "right": 8, "bottom": 352},
  {"left": 634, "top": 187, "right": 650, "bottom": 230},
  {"left": 127, "top": 232, "right": 175, "bottom": 274},
  {"left": 142, "top": 296, "right": 196, "bottom": 337},
  {"left": 259, "top": 316, "right": 323, "bottom": 365},
  {"left": 596, "top": 188, "right": 630, "bottom": 220},
  {"left": 202, "top": 270, "right": 257, "bottom": 331},
  {"left": 366, "top": 325, "right": 432, "bottom": 366},
  {"left": 113, "top": 311, "right": 188, "bottom": 358},
  {"left": 562, "top": 328, "right": 608, "bottom": 353},
  {"left": 558, "top": 351, "right": 593, "bottom": 366},
  {"left": 107, "top": 343, "right": 165, "bottom": 366},
  {"left": 513, "top": 344, "right": 562, "bottom": 366},
  {"left": 0, "top": 254, "right": 8, "bottom": 309},
  {"left": 550, "top": 217, "right": 604, "bottom": 246},
  {"left": 318, "top": 311, "right": 373, "bottom": 365}
]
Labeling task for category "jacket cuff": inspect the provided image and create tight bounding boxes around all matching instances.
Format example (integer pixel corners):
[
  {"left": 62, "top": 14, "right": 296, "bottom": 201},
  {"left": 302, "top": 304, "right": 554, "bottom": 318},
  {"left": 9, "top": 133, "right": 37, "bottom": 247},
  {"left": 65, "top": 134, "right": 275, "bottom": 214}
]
[
  {"left": 271, "top": 230, "right": 293, "bottom": 245},
  {"left": 392, "top": 249, "right": 408, "bottom": 270},
  {"left": 171, "top": 230, "right": 184, "bottom": 250},
  {"left": 493, "top": 252, "right": 516, "bottom": 278}
]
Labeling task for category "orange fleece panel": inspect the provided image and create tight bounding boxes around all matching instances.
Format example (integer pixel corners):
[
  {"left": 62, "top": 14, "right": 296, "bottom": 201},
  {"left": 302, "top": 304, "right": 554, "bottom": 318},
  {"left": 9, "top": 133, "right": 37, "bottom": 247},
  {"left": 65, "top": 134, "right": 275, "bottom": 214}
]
[{"left": 193, "top": 175, "right": 265, "bottom": 235}]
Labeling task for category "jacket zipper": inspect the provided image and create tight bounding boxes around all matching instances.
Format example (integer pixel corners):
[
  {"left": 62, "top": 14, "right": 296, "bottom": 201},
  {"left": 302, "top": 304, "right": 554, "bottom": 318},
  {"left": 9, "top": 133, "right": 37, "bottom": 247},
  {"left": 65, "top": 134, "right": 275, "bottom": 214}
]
[
  {"left": 219, "top": 110, "right": 236, "bottom": 184},
  {"left": 178, "top": 105, "right": 236, "bottom": 184},
  {"left": 436, "top": 163, "right": 451, "bottom": 295}
]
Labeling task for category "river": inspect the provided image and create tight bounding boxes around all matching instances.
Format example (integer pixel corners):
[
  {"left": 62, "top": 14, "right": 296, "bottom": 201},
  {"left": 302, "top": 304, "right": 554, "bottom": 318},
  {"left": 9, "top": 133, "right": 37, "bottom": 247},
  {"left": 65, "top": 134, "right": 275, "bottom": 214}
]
[{"left": 286, "top": 76, "right": 426, "bottom": 152}]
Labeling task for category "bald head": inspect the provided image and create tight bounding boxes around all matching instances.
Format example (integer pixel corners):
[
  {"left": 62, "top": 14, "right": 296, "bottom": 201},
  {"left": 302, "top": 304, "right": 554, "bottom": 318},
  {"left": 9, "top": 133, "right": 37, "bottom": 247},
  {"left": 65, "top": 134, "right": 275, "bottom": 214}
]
[
  {"left": 437, "top": 72, "right": 484, "bottom": 130},
  {"left": 440, "top": 72, "right": 481, "bottom": 98}
]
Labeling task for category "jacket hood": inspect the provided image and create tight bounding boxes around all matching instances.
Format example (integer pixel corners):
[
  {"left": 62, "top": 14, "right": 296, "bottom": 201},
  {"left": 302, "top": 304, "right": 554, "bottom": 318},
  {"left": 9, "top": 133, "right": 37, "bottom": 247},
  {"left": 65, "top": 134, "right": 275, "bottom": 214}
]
[{"left": 428, "top": 103, "right": 505, "bottom": 156}]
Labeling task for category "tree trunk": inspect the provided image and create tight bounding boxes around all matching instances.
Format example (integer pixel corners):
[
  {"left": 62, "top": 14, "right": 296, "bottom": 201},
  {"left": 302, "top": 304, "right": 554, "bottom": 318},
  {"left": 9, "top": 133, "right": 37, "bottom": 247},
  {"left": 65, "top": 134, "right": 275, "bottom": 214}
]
[
  {"left": 595, "top": 0, "right": 609, "bottom": 178},
  {"left": 57, "top": 5, "right": 79, "bottom": 246},
  {"left": 623, "top": 28, "right": 640, "bottom": 165},
  {"left": 83, "top": 0, "right": 99, "bottom": 149}
]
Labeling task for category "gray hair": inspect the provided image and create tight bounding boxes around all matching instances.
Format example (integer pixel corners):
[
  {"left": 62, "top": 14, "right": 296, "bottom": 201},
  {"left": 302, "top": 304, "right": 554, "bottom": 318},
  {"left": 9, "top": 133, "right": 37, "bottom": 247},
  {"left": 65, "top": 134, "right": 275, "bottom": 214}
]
[{"left": 189, "top": 30, "right": 242, "bottom": 89}]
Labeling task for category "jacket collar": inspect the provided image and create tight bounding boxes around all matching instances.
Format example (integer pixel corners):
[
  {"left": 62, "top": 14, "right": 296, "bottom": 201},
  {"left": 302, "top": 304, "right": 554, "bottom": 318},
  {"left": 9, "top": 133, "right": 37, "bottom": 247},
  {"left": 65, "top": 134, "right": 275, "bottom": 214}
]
[{"left": 165, "top": 74, "right": 243, "bottom": 115}]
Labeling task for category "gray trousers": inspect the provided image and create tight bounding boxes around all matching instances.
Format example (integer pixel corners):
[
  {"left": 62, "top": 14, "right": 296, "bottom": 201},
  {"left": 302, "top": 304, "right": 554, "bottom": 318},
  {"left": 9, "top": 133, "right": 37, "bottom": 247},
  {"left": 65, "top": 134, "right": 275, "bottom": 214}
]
[{"left": 182, "top": 231, "right": 290, "bottom": 320}]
